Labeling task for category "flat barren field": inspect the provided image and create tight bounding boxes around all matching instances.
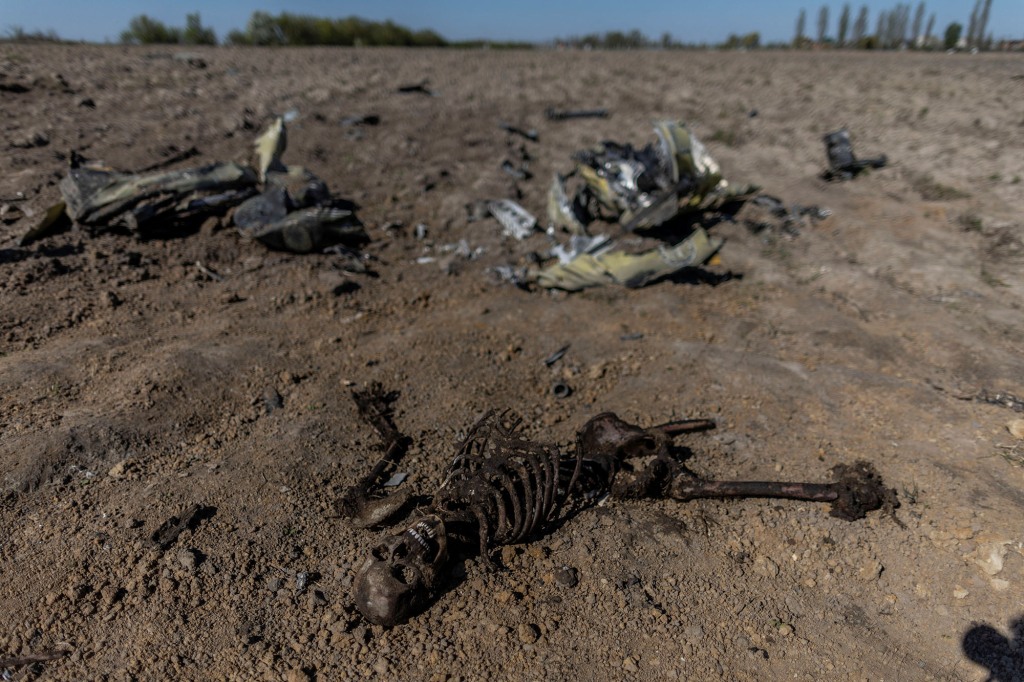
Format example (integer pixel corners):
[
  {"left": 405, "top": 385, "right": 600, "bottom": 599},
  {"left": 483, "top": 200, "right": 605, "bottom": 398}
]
[{"left": 2, "top": 44, "right": 1024, "bottom": 680}]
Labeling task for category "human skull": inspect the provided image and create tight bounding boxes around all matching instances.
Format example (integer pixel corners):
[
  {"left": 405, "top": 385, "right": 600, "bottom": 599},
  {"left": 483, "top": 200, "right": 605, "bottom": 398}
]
[{"left": 353, "top": 515, "right": 449, "bottom": 626}]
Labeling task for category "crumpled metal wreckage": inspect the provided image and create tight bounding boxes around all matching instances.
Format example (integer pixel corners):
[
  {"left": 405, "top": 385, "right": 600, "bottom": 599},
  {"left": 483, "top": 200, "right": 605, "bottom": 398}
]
[
  {"left": 516, "top": 120, "right": 757, "bottom": 291},
  {"left": 22, "top": 118, "right": 367, "bottom": 254},
  {"left": 822, "top": 128, "right": 887, "bottom": 181}
]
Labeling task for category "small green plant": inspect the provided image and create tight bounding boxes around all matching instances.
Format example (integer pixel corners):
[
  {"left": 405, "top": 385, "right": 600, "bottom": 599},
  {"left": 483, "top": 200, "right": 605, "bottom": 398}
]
[
  {"left": 710, "top": 128, "right": 739, "bottom": 147},
  {"left": 994, "top": 443, "right": 1024, "bottom": 467},
  {"left": 958, "top": 212, "right": 983, "bottom": 232},
  {"left": 911, "top": 173, "right": 970, "bottom": 201},
  {"left": 980, "top": 265, "right": 1008, "bottom": 288}
]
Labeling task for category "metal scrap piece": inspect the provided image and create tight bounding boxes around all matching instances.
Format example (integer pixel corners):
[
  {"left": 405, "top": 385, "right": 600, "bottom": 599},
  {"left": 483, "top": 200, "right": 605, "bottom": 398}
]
[
  {"left": 239, "top": 206, "right": 366, "bottom": 254},
  {"left": 546, "top": 173, "right": 589, "bottom": 235},
  {"left": 822, "top": 128, "right": 887, "bottom": 181},
  {"left": 535, "top": 226, "right": 722, "bottom": 291},
  {"left": 59, "top": 161, "right": 258, "bottom": 228},
  {"left": 151, "top": 503, "right": 213, "bottom": 550},
  {"left": 499, "top": 122, "right": 538, "bottom": 141},
  {"left": 546, "top": 107, "right": 609, "bottom": 121},
  {"left": 488, "top": 199, "right": 537, "bottom": 240}
]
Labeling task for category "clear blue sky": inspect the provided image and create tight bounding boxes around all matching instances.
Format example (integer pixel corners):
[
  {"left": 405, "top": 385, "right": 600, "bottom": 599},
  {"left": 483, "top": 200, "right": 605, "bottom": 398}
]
[{"left": 2, "top": 0, "right": 1021, "bottom": 44}]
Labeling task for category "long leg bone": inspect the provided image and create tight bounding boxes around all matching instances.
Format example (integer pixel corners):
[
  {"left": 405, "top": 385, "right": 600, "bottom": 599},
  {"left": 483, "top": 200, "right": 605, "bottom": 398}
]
[{"left": 668, "top": 460, "right": 899, "bottom": 521}]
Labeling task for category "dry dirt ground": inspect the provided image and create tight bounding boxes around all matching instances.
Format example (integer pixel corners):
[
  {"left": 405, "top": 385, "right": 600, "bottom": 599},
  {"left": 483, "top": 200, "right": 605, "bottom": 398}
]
[{"left": 2, "top": 45, "right": 1024, "bottom": 681}]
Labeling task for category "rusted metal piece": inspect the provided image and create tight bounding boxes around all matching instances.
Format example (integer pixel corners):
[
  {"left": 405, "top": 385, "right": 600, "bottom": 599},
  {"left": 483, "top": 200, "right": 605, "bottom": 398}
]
[{"left": 345, "top": 393, "right": 898, "bottom": 626}]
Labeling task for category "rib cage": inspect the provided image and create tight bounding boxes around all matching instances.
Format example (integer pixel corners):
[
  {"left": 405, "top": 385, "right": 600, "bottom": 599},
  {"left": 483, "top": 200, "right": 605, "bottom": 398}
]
[{"left": 434, "top": 410, "right": 583, "bottom": 550}]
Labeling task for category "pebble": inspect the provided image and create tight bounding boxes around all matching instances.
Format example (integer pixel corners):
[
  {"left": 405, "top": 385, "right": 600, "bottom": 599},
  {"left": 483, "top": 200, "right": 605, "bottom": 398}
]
[
  {"left": 952, "top": 586, "right": 969, "bottom": 599},
  {"left": 287, "top": 668, "right": 310, "bottom": 682},
  {"left": 555, "top": 566, "right": 579, "bottom": 588},
  {"left": 622, "top": 655, "right": 639, "bottom": 672},
  {"left": 177, "top": 549, "right": 197, "bottom": 573},
  {"left": 1007, "top": 419, "right": 1024, "bottom": 439},
  {"left": 777, "top": 623, "right": 794, "bottom": 637},
  {"left": 108, "top": 460, "right": 129, "bottom": 479},
  {"left": 754, "top": 555, "right": 780, "bottom": 578},
  {"left": 858, "top": 558, "right": 883, "bottom": 582},
  {"left": 517, "top": 623, "right": 539, "bottom": 644}
]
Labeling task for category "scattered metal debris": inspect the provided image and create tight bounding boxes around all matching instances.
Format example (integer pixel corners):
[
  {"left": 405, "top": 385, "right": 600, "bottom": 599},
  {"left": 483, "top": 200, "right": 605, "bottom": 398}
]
[
  {"left": 553, "top": 120, "right": 756, "bottom": 235},
  {"left": 341, "top": 387, "right": 899, "bottom": 626},
  {"left": 500, "top": 159, "right": 531, "bottom": 181},
  {"left": 748, "top": 194, "right": 831, "bottom": 236},
  {"left": 535, "top": 226, "right": 722, "bottom": 291},
  {"left": 976, "top": 389, "right": 1024, "bottom": 413},
  {"left": 397, "top": 81, "right": 437, "bottom": 96},
  {"left": 22, "top": 118, "right": 368, "bottom": 255},
  {"left": 488, "top": 200, "right": 537, "bottom": 240},
  {"left": 341, "top": 114, "right": 381, "bottom": 127},
  {"left": 822, "top": 128, "right": 887, "bottom": 181},
  {"left": 499, "top": 122, "right": 538, "bottom": 142},
  {"left": 543, "top": 344, "right": 570, "bottom": 366},
  {"left": 236, "top": 117, "right": 368, "bottom": 253},
  {"left": 546, "top": 107, "right": 609, "bottom": 121},
  {"left": 481, "top": 120, "right": 759, "bottom": 291},
  {"left": 151, "top": 503, "right": 214, "bottom": 550}
]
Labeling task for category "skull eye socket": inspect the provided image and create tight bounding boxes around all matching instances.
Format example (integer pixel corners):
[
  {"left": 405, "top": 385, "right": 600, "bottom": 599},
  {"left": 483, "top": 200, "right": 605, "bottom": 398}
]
[
  {"left": 391, "top": 564, "right": 418, "bottom": 585},
  {"left": 371, "top": 542, "right": 410, "bottom": 562},
  {"left": 624, "top": 436, "right": 658, "bottom": 457}
]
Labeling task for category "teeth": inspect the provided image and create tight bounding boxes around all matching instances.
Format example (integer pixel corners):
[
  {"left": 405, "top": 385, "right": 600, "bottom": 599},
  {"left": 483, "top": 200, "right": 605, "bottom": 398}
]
[
  {"left": 417, "top": 521, "right": 435, "bottom": 539},
  {"left": 406, "top": 528, "right": 430, "bottom": 552}
]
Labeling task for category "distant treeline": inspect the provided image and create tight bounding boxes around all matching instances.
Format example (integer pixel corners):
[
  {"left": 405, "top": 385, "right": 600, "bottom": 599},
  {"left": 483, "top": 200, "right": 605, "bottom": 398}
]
[
  {"left": 792, "top": 0, "right": 998, "bottom": 50},
  {"left": 224, "top": 12, "right": 446, "bottom": 47},
  {"left": 7, "top": 8, "right": 1019, "bottom": 50},
  {"left": 117, "top": 12, "right": 445, "bottom": 47}
]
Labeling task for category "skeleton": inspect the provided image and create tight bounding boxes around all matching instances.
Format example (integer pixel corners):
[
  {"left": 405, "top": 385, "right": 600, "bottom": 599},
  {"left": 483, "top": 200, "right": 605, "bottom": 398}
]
[{"left": 340, "top": 384, "right": 898, "bottom": 627}]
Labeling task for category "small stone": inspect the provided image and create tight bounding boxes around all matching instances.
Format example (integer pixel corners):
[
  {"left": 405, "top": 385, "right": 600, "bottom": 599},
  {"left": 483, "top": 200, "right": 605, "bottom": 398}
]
[
  {"left": 177, "top": 548, "right": 198, "bottom": 572},
  {"left": 100, "top": 290, "right": 121, "bottom": 308},
  {"left": 622, "top": 655, "right": 639, "bottom": 672},
  {"left": 754, "top": 555, "right": 780, "bottom": 578},
  {"left": 517, "top": 623, "right": 539, "bottom": 644},
  {"left": 1007, "top": 419, "right": 1024, "bottom": 439},
  {"left": 287, "top": 668, "right": 310, "bottom": 682},
  {"left": 858, "top": 558, "right": 883, "bottom": 582},
  {"left": 554, "top": 566, "right": 579, "bottom": 588},
  {"left": 952, "top": 586, "right": 969, "bottom": 599},
  {"left": 108, "top": 460, "right": 128, "bottom": 479},
  {"left": 777, "top": 623, "right": 794, "bottom": 637},
  {"left": 990, "top": 578, "right": 1010, "bottom": 592}
]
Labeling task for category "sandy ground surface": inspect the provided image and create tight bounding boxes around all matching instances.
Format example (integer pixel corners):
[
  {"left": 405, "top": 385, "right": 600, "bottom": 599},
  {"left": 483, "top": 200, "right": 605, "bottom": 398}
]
[{"left": 2, "top": 44, "right": 1024, "bottom": 681}]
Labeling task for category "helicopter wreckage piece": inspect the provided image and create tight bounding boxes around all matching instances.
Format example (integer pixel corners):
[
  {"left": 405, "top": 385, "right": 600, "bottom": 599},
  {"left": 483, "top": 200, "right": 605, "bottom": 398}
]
[{"left": 338, "top": 384, "right": 898, "bottom": 627}]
